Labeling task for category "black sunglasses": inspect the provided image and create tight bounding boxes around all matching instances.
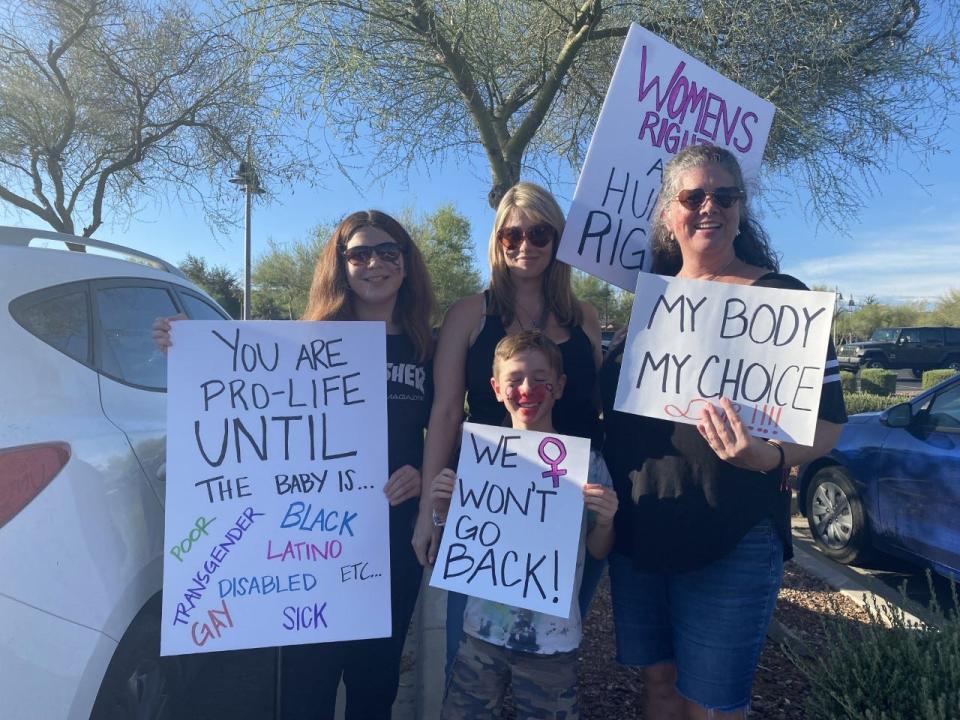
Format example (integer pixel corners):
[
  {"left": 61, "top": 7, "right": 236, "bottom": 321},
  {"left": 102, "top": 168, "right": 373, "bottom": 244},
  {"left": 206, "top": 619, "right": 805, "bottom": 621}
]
[
  {"left": 496, "top": 223, "right": 557, "bottom": 250},
  {"left": 676, "top": 186, "right": 745, "bottom": 210},
  {"left": 342, "top": 241, "right": 403, "bottom": 266}
]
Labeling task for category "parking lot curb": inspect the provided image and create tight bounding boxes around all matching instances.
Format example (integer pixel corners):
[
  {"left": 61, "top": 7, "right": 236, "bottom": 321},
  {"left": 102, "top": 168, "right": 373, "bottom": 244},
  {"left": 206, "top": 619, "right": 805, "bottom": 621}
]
[{"left": 791, "top": 535, "right": 937, "bottom": 628}]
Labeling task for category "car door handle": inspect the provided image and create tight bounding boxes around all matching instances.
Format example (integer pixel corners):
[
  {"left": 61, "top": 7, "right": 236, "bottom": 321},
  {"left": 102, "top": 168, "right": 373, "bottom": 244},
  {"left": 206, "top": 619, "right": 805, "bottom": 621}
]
[{"left": 157, "top": 462, "right": 166, "bottom": 483}]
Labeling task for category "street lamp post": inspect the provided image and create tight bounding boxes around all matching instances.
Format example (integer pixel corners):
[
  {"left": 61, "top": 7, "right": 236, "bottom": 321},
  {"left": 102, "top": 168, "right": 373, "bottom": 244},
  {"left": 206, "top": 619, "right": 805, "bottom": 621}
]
[{"left": 229, "top": 138, "right": 265, "bottom": 319}]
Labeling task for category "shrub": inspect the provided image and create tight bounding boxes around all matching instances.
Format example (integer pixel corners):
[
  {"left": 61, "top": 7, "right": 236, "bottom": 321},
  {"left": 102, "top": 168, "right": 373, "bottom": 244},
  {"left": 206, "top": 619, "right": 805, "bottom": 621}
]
[
  {"left": 840, "top": 370, "right": 857, "bottom": 393},
  {"left": 790, "top": 576, "right": 960, "bottom": 720},
  {"left": 922, "top": 369, "right": 959, "bottom": 389},
  {"left": 859, "top": 368, "right": 897, "bottom": 396},
  {"left": 843, "top": 392, "right": 910, "bottom": 415}
]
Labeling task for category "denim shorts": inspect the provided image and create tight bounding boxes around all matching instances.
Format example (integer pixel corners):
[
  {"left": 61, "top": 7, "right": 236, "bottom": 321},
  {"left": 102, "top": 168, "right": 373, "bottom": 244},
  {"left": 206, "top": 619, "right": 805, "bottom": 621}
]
[{"left": 608, "top": 519, "right": 783, "bottom": 712}]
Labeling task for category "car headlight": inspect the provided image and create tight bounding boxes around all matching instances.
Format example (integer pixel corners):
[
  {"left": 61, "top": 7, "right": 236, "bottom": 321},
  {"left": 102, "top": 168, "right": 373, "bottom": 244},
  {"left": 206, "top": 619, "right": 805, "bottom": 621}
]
[{"left": 855, "top": 347, "right": 864, "bottom": 355}]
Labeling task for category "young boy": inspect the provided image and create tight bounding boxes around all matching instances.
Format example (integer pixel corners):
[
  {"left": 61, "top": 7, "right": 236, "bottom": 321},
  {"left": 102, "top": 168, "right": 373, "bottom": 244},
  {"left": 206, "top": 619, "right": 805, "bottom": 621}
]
[{"left": 431, "top": 331, "right": 618, "bottom": 719}]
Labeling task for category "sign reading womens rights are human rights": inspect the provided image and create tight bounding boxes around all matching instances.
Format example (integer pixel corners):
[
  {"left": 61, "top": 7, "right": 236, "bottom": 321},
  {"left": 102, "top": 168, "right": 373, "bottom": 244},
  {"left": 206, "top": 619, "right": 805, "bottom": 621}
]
[
  {"left": 613, "top": 277, "right": 835, "bottom": 446},
  {"left": 557, "top": 24, "right": 775, "bottom": 291},
  {"left": 161, "top": 321, "right": 390, "bottom": 656},
  {"left": 430, "top": 423, "right": 591, "bottom": 618}
]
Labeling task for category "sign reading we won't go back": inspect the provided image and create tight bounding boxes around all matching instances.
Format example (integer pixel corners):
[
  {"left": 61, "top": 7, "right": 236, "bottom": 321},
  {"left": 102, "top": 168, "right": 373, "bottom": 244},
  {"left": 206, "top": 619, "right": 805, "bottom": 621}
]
[
  {"left": 161, "top": 320, "right": 390, "bottom": 656},
  {"left": 430, "top": 423, "right": 591, "bottom": 619}
]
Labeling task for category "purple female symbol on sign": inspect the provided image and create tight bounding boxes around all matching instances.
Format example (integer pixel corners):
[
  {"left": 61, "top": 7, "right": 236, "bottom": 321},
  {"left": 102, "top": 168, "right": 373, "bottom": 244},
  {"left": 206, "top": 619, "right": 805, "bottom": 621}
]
[{"left": 538, "top": 437, "right": 568, "bottom": 488}]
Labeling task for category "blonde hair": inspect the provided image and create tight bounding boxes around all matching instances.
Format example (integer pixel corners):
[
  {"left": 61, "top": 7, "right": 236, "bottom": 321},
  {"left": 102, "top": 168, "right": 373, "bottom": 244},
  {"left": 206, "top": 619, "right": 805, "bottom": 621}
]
[
  {"left": 487, "top": 182, "right": 582, "bottom": 328},
  {"left": 493, "top": 331, "right": 564, "bottom": 378},
  {"left": 303, "top": 210, "right": 436, "bottom": 362}
]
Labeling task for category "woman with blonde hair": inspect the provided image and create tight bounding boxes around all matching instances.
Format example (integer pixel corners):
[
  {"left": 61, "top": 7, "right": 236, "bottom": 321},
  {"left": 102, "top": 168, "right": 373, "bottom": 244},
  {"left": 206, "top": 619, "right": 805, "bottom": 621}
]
[
  {"left": 411, "top": 182, "right": 604, "bottom": 672},
  {"left": 154, "top": 209, "right": 435, "bottom": 719}
]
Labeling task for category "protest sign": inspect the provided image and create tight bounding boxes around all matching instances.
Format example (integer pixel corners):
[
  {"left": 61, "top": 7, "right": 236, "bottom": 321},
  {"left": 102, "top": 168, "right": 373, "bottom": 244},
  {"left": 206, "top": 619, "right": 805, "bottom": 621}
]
[
  {"left": 557, "top": 24, "right": 775, "bottom": 290},
  {"left": 160, "top": 321, "right": 390, "bottom": 656},
  {"left": 430, "top": 423, "right": 590, "bottom": 618},
  {"left": 613, "top": 276, "right": 834, "bottom": 446}
]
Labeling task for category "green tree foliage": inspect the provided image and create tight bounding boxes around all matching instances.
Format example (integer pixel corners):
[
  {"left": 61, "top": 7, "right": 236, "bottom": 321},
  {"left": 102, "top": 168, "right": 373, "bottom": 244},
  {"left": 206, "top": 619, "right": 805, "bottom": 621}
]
[
  {"left": 251, "top": 231, "right": 327, "bottom": 319},
  {"left": 236, "top": 0, "right": 959, "bottom": 218},
  {"left": 571, "top": 270, "right": 631, "bottom": 328},
  {"left": 930, "top": 289, "right": 960, "bottom": 327},
  {"left": 405, "top": 204, "right": 482, "bottom": 318},
  {"left": 179, "top": 254, "right": 243, "bottom": 319},
  {"left": 0, "top": 0, "right": 304, "bottom": 241}
]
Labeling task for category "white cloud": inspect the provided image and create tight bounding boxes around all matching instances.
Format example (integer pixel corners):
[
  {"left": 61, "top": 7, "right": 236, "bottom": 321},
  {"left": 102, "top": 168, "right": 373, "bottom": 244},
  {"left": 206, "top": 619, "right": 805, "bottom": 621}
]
[{"left": 784, "top": 220, "right": 960, "bottom": 305}]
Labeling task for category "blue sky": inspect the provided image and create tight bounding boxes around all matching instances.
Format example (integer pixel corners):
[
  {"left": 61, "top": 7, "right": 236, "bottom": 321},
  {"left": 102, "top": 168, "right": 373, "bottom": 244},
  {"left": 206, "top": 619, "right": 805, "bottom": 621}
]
[{"left": 4, "top": 121, "right": 959, "bottom": 307}]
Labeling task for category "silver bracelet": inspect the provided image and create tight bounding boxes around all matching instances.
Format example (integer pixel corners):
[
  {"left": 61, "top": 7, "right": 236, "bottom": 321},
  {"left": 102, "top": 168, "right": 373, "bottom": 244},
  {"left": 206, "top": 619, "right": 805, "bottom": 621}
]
[{"left": 432, "top": 509, "right": 446, "bottom": 527}]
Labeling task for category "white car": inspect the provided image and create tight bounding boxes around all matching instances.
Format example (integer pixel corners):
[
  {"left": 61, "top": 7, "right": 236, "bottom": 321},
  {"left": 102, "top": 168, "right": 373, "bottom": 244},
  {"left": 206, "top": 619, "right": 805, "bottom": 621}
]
[{"left": 0, "top": 227, "right": 229, "bottom": 719}]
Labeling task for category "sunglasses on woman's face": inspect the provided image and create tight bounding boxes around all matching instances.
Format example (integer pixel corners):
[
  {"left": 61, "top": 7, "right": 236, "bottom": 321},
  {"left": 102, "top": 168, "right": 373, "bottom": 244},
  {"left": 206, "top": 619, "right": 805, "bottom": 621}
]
[
  {"left": 342, "top": 241, "right": 403, "bottom": 266},
  {"left": 496, "top": 223, "right": 557, "bottom": 251},
  {"left": 676, "top": 186, "right": 745, "bottom": 211}
]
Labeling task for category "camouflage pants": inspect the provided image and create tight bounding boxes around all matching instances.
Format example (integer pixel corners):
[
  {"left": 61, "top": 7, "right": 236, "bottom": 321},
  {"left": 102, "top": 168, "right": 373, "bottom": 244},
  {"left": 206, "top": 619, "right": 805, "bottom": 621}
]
[{"left": 441, "top": 634, "right": 579, "bottom": 719}]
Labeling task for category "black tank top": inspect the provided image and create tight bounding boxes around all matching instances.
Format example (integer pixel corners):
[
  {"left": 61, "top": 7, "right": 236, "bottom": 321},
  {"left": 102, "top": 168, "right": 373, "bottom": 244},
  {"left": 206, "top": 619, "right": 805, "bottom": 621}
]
[{"left": 464, "top": 293, "right": 601, "bottom": 445}]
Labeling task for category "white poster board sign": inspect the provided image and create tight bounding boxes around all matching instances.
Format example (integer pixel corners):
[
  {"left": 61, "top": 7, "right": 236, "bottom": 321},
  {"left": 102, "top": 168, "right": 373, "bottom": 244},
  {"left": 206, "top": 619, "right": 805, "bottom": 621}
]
[
  {"left": 161, "top": 321, "right": 390, "bottom": 655},
  {"left": 613, "top": 276, "right": 834, "bottom": 446},
  {"left": 430, "top": 423, "right": 590, "bottom": 618},
  {"left": 557, "top": 24, "right": 776, "bottom": 290}
]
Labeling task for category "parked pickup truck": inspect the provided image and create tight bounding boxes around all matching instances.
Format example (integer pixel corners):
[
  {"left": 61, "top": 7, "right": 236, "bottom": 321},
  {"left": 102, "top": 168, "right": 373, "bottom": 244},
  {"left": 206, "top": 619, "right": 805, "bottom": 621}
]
[{"left": 837, "top": 326, "right": 960, "bottom": 376}]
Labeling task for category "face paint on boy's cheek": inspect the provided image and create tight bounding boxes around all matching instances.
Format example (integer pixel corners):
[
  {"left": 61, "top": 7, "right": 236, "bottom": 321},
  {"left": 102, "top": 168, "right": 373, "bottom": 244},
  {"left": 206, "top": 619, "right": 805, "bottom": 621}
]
[{"left": 506, "top": 384, "right": 550, "bottom": 405}]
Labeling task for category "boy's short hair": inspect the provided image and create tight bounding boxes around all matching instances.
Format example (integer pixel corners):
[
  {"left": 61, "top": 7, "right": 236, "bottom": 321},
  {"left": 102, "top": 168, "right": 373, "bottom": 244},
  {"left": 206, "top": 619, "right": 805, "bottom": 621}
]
[{"left": 492, "top": 331, "right": 564, "bottom": 378}]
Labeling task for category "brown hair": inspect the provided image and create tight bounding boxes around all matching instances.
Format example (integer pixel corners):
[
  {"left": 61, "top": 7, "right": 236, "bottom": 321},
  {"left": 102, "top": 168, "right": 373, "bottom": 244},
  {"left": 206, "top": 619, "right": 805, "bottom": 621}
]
[
  {"left": 487, "top": 182, "right": 583, "bottom": 328},
  {"left": 303, "top": 210, "right": 436, "bottom": 362},
  {"left": 492, "top": 330, "right": 564, "bottom": 379},
  {"left": 649, "top": 145, "right": 779, "bottom": 275}
]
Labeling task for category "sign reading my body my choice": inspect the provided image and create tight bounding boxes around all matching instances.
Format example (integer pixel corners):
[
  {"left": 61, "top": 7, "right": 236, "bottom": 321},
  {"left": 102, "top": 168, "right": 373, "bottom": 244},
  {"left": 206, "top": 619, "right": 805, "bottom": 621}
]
[
  {"left": 613, "top": 277, "right": 835, "bottom": 447},
  {"left": 430, "top": 423, "right": 591, "bottom": 619},
  {"left": 161, "top": 321, "right": 390, "bottom": 656},
  {"left": 557, "top": 24, "right": 775, "bottom": 291}
]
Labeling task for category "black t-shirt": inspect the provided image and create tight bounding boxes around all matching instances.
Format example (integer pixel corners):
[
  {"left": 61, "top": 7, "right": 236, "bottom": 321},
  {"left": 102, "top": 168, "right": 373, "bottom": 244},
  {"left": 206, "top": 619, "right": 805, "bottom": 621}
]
[
  {"left": 599, "top": 273, "right": 847, "bottom": 571},
  {"left": 386, "top": 333, "right": 433, "bottom": 542}
]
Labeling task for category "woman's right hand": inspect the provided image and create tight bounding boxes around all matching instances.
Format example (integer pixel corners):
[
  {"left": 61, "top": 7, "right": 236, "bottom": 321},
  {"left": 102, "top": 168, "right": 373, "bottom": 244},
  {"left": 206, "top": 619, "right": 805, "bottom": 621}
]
[
  {"left": 412, "top": 510, "right": 441, "bottom": 567},
  {"left": 151, "top": 313, "right": 187, "bottom": 353}
]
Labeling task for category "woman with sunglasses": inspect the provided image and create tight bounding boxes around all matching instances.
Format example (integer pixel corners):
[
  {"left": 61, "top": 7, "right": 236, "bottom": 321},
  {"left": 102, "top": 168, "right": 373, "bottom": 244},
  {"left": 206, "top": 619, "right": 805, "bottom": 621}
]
[
  {"left": 154, "top": 210, "right": 435, "bottom": 719},
  {"left": 410, "top": 181, "right": 604, "bottom": 673},
  {"left": 599, "top": 145, "right": 846, "bottom": 720}
]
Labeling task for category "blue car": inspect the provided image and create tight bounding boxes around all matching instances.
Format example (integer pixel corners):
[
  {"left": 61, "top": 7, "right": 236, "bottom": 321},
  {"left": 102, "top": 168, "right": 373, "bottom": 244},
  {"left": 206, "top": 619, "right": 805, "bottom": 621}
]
[{"left": 797, "top": 373, "right": 960, "bottom": 581}]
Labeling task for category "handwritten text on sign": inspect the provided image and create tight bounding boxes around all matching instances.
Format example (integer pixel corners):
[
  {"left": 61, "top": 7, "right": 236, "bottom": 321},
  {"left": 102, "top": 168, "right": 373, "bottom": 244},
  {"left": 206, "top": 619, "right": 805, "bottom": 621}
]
[
  {"left": 557, "top": 24, "right": 775, "bottom": 290},
  {"left": 161, "top": 321, "right": 390, "bottom": 656},
  {"left": 613, "top": 277, "right": 834, "bottom": 446},
  {"left": 430, "top": 423, "right": 590, "bottom": 618}
]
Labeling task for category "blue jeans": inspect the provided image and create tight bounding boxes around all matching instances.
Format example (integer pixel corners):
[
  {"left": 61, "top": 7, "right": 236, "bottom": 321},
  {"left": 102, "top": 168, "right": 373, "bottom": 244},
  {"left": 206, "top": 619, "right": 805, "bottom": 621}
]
[{"left": 608, "top": 519, "right": 783, "bottom": 712}]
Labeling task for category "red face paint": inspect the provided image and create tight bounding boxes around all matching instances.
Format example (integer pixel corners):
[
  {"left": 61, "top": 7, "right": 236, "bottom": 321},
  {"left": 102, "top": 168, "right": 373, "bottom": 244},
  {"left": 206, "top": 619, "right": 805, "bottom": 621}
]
[{"left": 507, "top": 383, "right": 547, "bottom": 405}]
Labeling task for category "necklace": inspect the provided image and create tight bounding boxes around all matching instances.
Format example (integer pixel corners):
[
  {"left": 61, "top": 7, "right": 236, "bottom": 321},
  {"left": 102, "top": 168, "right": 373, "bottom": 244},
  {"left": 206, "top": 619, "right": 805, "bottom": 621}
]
[
  {"left": 514, "top": 303, "right": 550, "bottom": 331},
  {"left": 679, "top": 256, "right": 737, "bottom": 281}
]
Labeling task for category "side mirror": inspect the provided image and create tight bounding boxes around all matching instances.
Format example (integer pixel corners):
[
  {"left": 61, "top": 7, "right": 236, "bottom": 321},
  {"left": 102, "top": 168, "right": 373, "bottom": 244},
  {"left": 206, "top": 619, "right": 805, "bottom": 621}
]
[{"left": 882, "top": 402, "right": 912, "bottom": 428}]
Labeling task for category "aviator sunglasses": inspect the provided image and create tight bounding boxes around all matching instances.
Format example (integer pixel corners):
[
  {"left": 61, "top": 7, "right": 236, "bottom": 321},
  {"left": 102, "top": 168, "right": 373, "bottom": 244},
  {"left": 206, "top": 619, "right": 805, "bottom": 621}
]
[
  {"left": 342, "top": 241, "right": 403, "bottom": 266},
  {"left": 676, "top": 186, "right": 745, "bottom": 211},
  {"left": 496, "top": 223, "right": 557, "bottom": 251}
]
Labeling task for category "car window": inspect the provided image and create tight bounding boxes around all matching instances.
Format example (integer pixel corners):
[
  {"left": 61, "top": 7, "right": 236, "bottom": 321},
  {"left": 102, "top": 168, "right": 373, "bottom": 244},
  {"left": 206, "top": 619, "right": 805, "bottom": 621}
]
[
  {"left": 10, "top": 287, "right": 90, "bottom": 364},
  {"left": 870, "top": 328, "right": 898, "bottom": 342},
  {"left": 925, "top": 384, "right": 960, "bottom": 430},
  {"left": 179, "top": 291, "right": 228, "bottom": 320},
  {"left": 899, "top": 329, "right": 920, "bottom": 344},
  {"left": 919, "top": 328, "right": 943, "bottom": 345},
  {"left": 96, "top": 286, "right": 178, "bottom": 390}
]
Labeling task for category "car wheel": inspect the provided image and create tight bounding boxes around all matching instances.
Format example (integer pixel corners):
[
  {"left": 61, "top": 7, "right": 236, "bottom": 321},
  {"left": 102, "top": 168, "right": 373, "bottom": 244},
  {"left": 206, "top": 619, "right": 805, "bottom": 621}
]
[
  {"left": 91, "top": 600, "right": 183, "bottom": 720},
  {"left": 805, "top": 466, "right": 870, "bottom": 564},
  {"left": 911, "top": 368, "right": 923, "bottom": 379},
  {"left": 863, "top": 358, "right": 886, "bottom": 370}
]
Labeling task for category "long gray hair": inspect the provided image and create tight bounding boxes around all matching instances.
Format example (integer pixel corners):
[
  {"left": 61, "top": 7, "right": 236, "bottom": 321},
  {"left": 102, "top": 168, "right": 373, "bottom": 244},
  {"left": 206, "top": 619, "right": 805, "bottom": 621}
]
[{"left": 650, "top": 145, "right": 779, "bottom": 276}]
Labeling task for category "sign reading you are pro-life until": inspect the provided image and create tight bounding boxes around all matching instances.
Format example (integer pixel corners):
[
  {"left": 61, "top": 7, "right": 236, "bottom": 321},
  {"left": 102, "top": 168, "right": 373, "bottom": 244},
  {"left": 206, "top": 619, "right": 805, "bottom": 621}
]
[
  {"left": 161, "top": 321, "right": 390, "bottom": 656},
  {"left": 430, "top": 423, "right": 590, "bottom": 619},
  {"left": 557, "top": 24, "right": 775, "bottom": 291},
  {"left": 613, "top": 277, "right": 835, "bottom": 446}
]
